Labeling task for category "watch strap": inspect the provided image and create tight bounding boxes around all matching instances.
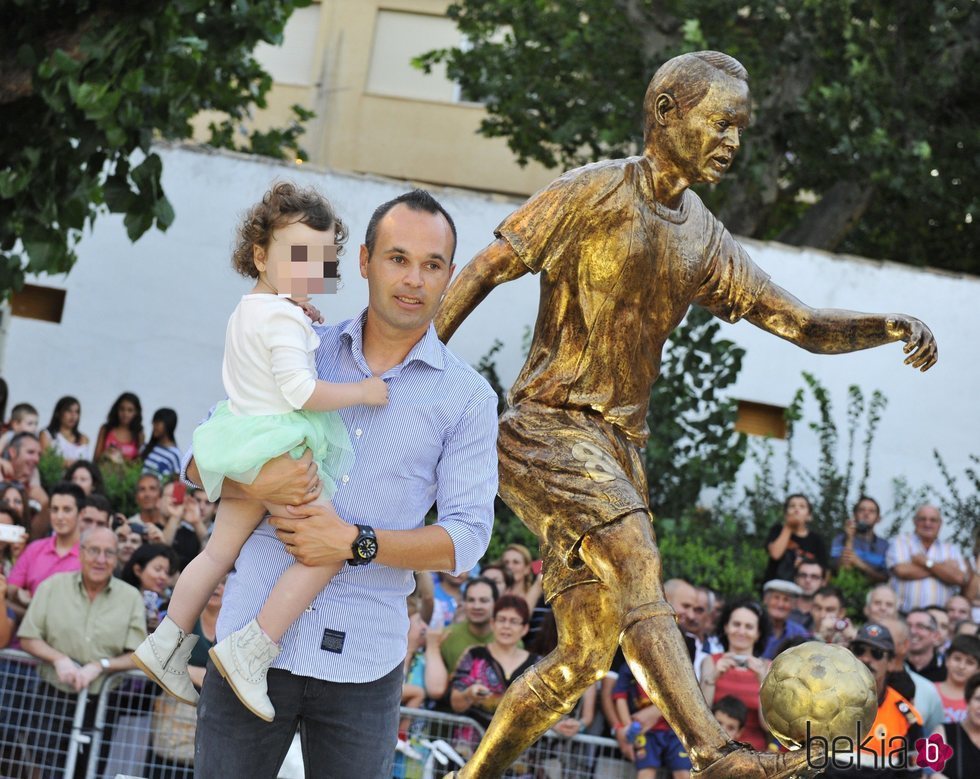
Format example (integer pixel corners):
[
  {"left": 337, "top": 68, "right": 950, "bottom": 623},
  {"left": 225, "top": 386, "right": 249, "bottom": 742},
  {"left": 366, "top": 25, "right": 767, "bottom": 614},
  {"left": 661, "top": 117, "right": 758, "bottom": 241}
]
[{"left": 349, "top": 524, "right": 377, "bottom": 566}]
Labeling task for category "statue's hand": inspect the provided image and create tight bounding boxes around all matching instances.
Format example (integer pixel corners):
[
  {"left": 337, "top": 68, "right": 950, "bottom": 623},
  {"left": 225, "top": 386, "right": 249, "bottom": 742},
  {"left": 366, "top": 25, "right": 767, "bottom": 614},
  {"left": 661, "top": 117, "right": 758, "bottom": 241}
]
[{"left": 890, "top": 315, "right": 938, "bottom": 372}]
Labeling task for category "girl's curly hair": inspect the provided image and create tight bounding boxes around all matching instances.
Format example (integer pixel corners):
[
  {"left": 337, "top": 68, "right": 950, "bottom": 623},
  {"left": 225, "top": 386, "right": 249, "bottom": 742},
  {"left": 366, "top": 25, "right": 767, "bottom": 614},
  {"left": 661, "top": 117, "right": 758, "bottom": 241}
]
[{"left": 231, "top": 181, "right": 348, "bottom": 278}]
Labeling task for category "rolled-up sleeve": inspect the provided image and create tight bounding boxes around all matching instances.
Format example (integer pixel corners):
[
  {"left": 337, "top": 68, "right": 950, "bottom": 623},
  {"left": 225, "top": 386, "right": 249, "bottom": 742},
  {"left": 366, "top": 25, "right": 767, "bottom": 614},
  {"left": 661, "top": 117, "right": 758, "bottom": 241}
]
[{"left": 435, "top": 391, "right": 499, "bottom": 575}]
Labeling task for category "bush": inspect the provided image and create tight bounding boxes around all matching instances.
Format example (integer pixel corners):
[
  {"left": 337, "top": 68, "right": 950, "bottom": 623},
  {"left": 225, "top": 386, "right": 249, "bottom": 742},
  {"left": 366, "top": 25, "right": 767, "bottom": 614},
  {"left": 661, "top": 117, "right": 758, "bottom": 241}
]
[
  {"left": 100, "top": 459, "right": 144, "bottom": 517},
  {"left": 37, "top": 447, "right": 66, "bottom": 492}
]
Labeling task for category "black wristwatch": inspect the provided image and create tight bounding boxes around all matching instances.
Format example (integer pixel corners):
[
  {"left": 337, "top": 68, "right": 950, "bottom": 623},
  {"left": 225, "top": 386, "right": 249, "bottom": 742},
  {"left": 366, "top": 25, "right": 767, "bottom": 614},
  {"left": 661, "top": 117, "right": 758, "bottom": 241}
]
[{"left": 348, "top": 524, "right": 378, "bottom": 566}]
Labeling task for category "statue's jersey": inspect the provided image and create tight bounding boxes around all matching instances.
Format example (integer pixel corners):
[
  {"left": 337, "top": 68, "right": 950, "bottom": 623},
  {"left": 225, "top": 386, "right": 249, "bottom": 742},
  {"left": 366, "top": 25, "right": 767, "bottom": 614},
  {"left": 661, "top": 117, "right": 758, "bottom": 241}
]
[{"left": 497, "top": 156, "right": 771, "bottom": 444}]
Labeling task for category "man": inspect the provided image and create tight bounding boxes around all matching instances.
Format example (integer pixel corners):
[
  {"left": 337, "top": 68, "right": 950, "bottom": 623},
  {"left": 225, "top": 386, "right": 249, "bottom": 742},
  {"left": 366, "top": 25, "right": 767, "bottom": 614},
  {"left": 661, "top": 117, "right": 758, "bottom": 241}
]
[
  {"left": 947, "top": 593, "right": 972, "bottom": 628},
  {"left": 811, "top": 585, "right": 856, "bottom": 645},
  {"left": 865, "top": 584, "right": 900, "bottom": 624},
  {"left": 822, "top": 624, "right": 923, "bottom": 777},
  {"left": 158, "top": 480, "right": 208, "bottom": 570},
  {"left": 831, "top": 496, "right": 890, "bottom": 584},
  {"left": 691, "top": 586, "right": 723, "bottom": 680},
  {"left": 128, "top": 472, "right": 163, "bottom": 529},
  {"left": 435, "top": 48, "right": 936, "bottom": 779},
  {"left": 16, "top": 526, "right": 145, "bottom": 777},
  {"left": 906, "top": 608, "right": 946, "bottom": 681},
  {"left": 6, "top": 482, "right": 84, "bottom": 607},
  {"left": 1, "top": 432, "right": 48, "bottom": 510},
  {"left": 188, "top": 189, "right": 498, "bottom": 779},
  {"left": 887, "top": 504, "right": 967, "bottom": 611},
  {"left": 441, "top": 577, "right": 499, "bottom": 674},
  {"left": 790, "top": 560, "right": 827, "bottom": 629},
  {"left": 927, "top": 604, "right": 952, "bottom": 649},
  {"left": 433, "top": 569, "right": 470, "bottom": 627},
  {"left": 877, "top": 616, "right": 944, "bottom": 737},
  {"left": 761, "top": 579, "right": 811, "bottom": 658},
  {"left": 79, "top": 493, "right": 113, "bottom": 531}
]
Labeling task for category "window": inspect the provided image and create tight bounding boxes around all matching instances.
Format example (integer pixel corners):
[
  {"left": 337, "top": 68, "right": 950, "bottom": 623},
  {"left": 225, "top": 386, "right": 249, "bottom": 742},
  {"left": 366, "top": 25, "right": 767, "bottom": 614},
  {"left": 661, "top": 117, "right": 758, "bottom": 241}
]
[{"left": 10, "top": 284, "right": 65, "bottom": 323}]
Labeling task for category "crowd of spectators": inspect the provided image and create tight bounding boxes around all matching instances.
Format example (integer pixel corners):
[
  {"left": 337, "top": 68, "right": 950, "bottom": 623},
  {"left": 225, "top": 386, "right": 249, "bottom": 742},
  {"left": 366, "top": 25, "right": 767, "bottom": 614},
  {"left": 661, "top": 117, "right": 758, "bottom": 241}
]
[{"left": 0, "top": 384, "right": 979, "bottom": 777}]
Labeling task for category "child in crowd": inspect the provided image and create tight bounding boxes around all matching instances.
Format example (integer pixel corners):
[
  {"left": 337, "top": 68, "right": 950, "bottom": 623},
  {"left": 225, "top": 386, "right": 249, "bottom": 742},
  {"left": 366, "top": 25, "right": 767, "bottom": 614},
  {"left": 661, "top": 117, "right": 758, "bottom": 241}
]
[
  {"left": 712, "top": 695, "right": 748, "bottom": 741},
  {"left": 134, "top": 182, "right": 387, "bottom": 721},
  {"left": 935, "top": 635, "right": 980, "bottom": 723},
  {"left": 0, "top": 403, "right": 39, "bottom": 452},
  {"left": 613, "top": 661, "right": 692, "bottom": 779}
]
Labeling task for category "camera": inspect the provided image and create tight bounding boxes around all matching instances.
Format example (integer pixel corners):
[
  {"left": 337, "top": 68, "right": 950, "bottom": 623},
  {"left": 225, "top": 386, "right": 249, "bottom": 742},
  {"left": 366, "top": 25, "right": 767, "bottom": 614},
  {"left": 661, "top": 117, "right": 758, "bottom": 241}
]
[
  {"left": 855, "top": 521, "right": 871, "bottom": 534},
  {"left": 834, "top": 618, "right": 851, "bottom": 633}
]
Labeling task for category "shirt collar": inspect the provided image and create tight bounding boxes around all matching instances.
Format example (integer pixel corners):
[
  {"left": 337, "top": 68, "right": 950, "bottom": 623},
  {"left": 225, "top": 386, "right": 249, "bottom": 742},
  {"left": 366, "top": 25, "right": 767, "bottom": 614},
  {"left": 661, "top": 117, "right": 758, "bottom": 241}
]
[
  {"left": 341, "top": 308, "right": 445, "bottom": 372},
  {"left": 72, "top": 570, "right": 114, "bottom": 594},
  {"left": 45, "top": 536, "right": 80, "bottom": 557}
]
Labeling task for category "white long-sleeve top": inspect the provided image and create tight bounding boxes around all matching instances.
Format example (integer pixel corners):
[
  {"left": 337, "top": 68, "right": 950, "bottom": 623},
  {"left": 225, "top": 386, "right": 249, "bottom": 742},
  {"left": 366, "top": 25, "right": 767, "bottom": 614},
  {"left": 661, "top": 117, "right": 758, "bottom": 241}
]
[{"left": 222, "top": 294, "right": 318, "bottom": 416}]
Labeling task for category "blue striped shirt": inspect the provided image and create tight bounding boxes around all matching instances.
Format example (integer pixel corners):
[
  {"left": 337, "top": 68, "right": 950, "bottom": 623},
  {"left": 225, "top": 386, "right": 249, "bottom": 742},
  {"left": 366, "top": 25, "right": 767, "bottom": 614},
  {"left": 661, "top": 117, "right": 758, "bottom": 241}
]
[{"left": 211, "top": 310, "right": 498, "bottom": 683}]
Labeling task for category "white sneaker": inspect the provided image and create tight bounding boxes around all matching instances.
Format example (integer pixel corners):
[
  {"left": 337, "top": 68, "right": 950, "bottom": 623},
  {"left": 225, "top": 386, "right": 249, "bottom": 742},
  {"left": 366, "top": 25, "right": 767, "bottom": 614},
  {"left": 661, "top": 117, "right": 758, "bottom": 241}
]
[
  {"left": 208, "top": 619, "right": 280, "bottom": 722},
  {"left": 132, "top": 615, "right": 200, "bottom": 705}
]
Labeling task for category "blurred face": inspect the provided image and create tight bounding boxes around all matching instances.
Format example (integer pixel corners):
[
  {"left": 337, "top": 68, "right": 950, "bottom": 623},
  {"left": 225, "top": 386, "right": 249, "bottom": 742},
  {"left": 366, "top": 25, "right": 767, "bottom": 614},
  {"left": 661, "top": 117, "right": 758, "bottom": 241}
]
[
  {"left": 853, "top": 499, "right": 880, "bottom": 528},
  {"left": 463, "top": 582, "right": 494, "bottom": 627},
  {"left": 136, "top": 555, "right": 171, "bottom": 594},
  {"left": 812, "top": 594, "right": 845, "bottom": 625},
  {"left": 3, "top": 487, "right": 23, "bottom": 515},
  {"left": 116, "top": 528, "right": 142, "bottom": 565},
  {"left": 968, "top": 686, "right": 980, "bottom": 729},
  {"left": 50, "top": 493, "right": 80, "bottom": 538},
  {"left": 501, "top": 550, "right": 529, "bottom": 581},
  {"left": 865, "top": 587, "right": 898, "bottom": 622},
  {"left": 117, "top": 400, "right": 137, "bottom": 426},
  {"left": 948, "top": 595, "right": 971, "bottom": 625},
  {"left": 693, "top": 590, "right": 712, "bottom": 637},
  {"left": 724, "top": 607, "right": 760, "bottom": 654},
  {"left": 913, "top": 506, "right": 942, "bottom": 544},
  {"left": 946, "top": 650, "right": 980, "bottom": 685},
  {"left": 784, "top": 496, "right": 811, "bottom": 524},
  {"left": 61, "top": 403, "right": 80, "bottom": 430},
  {"left": 151, "top": 419, "right": 166, "bottom": 437},
  {"left": 907, "top": 612, "right": 938, "bottom": 654},
  {"left": 667, "top": 582, "right": 700, "bottom": 634},
  {"left": 13, "top": 414, "right": 38, "bottom": 434},
  {"left": 850, "top": 642, "right": 891, "bottom": 696},
  {"left": 192, "top": 489, "right": 216, "bottom": 521},
  {"left": 482, "top": 567, "right": 506, "bottom": 593},
  {"left": 714, "top": 710, "right": 743, "bottom": 740},
  {"left": 493, "top": 608, "right": 529, "bottom": 648},
  {"left": 956, "top": 622, "right": 979, "bottom": 638},
  {"left": 795, "top": 563, "right": 824, "bottom": 596},
  {"left": 764, "top": 591, "right": 794, "bottom": 623},
  {"left": 255, "top": 221, "right": 337, "bottom": 298},
  {"left": 79, "top": 506, "right": 111, "bottom": 531},
  {"left": 136, "top": 476, "right": 161, "bottom": 511},
  {"left": 80, "top": 529, "right": 118, "bottom": 587},
  {"left": 12, "top": 439, "right": 41, "bottom": 476},
  {"left": 71, "top": 467, "right": 94, "bottom": 495},
  {"left": 928, "top": 608, "right": 951, "bottom": 643}
]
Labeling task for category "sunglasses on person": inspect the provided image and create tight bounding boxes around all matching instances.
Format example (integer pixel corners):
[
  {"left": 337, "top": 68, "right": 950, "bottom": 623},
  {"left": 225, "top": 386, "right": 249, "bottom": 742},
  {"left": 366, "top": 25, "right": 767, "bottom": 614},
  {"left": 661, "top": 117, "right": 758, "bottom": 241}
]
[{"left": 850, "top": 643, "right": 888, "bottom": 661}]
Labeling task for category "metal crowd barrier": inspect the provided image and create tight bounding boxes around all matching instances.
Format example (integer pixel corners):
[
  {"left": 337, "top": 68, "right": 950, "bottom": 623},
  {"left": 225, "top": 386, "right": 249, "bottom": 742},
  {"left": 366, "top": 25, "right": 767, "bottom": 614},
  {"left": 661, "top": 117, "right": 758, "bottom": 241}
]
[{"left": 0, "top": 649, "right": 633, "bottom": 778}]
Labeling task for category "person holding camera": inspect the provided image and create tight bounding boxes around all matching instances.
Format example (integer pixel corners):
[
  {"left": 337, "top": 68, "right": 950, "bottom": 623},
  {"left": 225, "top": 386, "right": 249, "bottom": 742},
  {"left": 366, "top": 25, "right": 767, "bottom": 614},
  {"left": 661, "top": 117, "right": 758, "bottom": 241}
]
[
  {"left": 699, "top": 599, "right": 772, "bottom": 751},
  {"left": 830, "top": 495, "right": 890, "bottom": 584}
]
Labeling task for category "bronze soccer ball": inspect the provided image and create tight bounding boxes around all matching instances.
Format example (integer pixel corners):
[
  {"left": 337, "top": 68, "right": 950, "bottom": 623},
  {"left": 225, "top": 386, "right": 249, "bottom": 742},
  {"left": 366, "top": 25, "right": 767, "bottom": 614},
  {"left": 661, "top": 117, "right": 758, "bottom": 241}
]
[{"left": 760, "top": 641, "right": 877, "bottom": 749}]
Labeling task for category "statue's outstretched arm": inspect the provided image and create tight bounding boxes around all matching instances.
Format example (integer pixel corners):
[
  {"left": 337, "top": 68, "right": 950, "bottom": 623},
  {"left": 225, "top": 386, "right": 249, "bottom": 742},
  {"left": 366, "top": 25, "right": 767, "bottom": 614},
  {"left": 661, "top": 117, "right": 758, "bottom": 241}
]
[
  {"left": 435, "top": 238, "right": 529, "bottom": 343},
  {"left": 743, "top": 281, "right": 938, "bottom": 371}
]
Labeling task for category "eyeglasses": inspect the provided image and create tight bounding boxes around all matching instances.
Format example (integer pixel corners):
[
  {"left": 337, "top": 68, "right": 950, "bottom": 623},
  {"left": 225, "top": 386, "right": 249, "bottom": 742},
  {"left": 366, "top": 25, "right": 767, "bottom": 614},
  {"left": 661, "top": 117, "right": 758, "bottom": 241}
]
[
  {"left": 850, "top": 643, "right": 887, "bottom": 661},
  {"left": 81, "top": 546, "right": 118, "bottom": 560},
  {"left": 494, "top": 617, "right": 526, "bottom": 627}
]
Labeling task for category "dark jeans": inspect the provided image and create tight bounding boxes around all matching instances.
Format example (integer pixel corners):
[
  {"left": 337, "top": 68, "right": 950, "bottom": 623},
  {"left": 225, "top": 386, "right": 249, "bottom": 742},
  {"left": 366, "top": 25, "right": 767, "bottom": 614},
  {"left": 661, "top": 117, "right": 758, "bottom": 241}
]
[{"left": 195, "top": 660, "right": 402, "bottom": 779}]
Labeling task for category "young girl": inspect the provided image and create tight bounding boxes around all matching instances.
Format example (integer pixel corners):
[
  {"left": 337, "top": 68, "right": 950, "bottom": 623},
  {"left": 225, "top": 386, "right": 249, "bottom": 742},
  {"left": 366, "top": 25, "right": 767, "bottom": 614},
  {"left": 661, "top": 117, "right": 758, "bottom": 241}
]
[
  {"left": 139, "top": 408, "right": 182, "bottom": 477},
  {"left": 93, "top": 392, "right": 144, "bottom": 462},
  {"left": 133, "top": 182, "right": 387, "bottom": 721},
  {"left": 39, "top": 395, "right": 91, "bottom": 465}
]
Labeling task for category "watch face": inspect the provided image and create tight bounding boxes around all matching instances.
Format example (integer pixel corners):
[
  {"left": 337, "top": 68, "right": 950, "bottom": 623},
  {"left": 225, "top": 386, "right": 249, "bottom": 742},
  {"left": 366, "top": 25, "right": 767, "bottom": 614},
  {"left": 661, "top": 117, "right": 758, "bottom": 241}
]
[{"left": 357, "top": 538, "right": 378, "bottom": 560}]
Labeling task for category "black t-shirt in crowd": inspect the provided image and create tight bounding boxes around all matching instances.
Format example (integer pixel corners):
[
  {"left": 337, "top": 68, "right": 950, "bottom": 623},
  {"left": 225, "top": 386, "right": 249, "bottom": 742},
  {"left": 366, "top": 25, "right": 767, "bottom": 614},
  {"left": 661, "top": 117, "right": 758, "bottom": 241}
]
[{"left": 763, "top": 523, "right": 828, "bottom": 582}]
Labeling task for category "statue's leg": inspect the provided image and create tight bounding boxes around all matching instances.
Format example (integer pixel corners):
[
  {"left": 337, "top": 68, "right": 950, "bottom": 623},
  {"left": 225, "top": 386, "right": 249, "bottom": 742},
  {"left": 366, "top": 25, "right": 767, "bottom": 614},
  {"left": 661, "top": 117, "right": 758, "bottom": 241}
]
[
  {"left": 580, "top": 512, "right": 823, "bottom": 779},
  {"left": 457, "top": 582, "right": 618, "bottom": 779}
]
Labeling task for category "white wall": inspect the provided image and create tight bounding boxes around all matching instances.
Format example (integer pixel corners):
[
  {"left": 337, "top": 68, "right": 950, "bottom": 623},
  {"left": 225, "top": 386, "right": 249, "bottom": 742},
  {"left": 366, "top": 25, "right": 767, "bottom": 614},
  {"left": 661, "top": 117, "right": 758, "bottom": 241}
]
[{"left": 4, "top": 144, "right": 977, "bottom": 528}]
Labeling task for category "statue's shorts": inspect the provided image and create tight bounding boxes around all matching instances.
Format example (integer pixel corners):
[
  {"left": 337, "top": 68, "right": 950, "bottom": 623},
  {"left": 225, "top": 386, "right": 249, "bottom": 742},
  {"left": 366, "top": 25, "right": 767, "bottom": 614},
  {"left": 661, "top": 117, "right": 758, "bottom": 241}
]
[{"left": 497, "top": 403, "right": 652, "bottom": 601}]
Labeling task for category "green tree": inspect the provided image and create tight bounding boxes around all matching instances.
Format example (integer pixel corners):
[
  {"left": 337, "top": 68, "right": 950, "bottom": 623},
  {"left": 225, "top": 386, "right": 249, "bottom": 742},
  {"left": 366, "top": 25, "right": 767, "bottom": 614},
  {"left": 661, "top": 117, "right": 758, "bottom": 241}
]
[
  {"left": 418, "top": 0, "right": 977, "bottom": 271},
  {"left": 0, "top": 0, "right": 314, "bottom": 297}
]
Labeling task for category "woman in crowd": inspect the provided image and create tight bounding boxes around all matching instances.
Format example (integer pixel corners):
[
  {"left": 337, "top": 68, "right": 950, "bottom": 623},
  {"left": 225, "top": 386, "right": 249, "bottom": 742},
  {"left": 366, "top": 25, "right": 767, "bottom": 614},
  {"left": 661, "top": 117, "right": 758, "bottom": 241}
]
[
  {"left": 932, "top": 672, "right": 980, "bottom": 779},
  {"left": 65, "top": 460, "right": 106, "bottom": 497},
  {"left": 480, "top": 562, "right": 514, "bottom": 597},
  {"left": 763, "top": 494, "right": 827, "bottom": 582},
  {"left": 94, "top": 392, "right": 144, "bottom": 463},
  {"left": 699, "top": 598, "right": 772, "bottom": 751},
  {"left": 501, "top": 543, "right": 543, "bottom": 611},
  {"left": 39, "top": 395, "right": 91, "bottom": 465},
  {"left": 121, "top": 544, "right": 177, "bottom": 632},
  {"left": 0, "top": 481, "right": 34, "bottom": 541},
  {"left": 0, "top": 500, "right": 27, "bottom": 576},
  {"left": 451, "top": 595, "right": 539, "bottom": 729},
  {"left": 115, "top": 522, "right": 145, "bottom": 574},
  {"left": 140, "top": 408, "right": 182, "bottom": 478}
]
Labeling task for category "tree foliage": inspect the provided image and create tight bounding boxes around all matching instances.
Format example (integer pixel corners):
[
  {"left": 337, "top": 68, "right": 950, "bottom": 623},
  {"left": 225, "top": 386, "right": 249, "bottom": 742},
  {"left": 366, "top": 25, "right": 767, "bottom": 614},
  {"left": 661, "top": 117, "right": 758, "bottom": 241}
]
[
  {"left": 0, "top": 0, "right": 313, "bottom": 297},
  {"left": 418, "top": 0, "right": 978, "bottom": 271}
]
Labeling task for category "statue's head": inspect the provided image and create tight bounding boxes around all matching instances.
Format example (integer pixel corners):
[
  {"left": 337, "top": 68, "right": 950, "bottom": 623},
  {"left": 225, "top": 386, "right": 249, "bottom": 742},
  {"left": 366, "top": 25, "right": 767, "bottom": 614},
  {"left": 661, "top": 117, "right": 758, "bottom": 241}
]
[{"left": 643, "top": 51, "right": 751, "bottom": 185}]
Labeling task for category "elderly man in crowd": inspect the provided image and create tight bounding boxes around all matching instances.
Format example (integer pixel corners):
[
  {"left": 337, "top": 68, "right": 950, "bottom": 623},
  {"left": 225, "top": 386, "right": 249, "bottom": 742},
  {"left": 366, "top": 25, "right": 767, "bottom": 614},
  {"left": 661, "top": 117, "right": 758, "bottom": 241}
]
[
  {"left": 864, "top": 584, "right": 900, "bottom": 623},
  {"left": 760, "top": 579, "right": 810, "bottom": 658},
  {"left": 16, "top": 526, "right": 146, "bottom": 777},
  {"left": 887, "top": 505, "right": 968, "bottom": 612}
]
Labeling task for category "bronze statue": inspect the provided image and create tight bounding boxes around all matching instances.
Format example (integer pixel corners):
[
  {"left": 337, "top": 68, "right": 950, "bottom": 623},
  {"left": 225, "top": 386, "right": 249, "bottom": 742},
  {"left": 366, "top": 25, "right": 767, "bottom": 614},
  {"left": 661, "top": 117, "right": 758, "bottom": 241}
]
[{"left": 435, "top": 51, "right": 936, "bottom": 779}]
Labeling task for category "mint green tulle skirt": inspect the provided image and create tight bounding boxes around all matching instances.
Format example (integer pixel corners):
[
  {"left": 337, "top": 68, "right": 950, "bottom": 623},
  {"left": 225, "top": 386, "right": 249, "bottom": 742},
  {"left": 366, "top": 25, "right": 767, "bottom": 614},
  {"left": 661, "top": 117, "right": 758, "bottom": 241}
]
[{"left": 192, "top": 400, "right": 354, "bottom": 502}]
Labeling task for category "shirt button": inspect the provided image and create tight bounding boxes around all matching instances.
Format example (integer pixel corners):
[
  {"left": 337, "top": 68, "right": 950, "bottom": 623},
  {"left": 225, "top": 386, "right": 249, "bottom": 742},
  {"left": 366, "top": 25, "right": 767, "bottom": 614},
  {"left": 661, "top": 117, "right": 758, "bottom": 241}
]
[
  {"left": 341, "top": 475, "right": 350, "bottom": 484},
  {"left": 355, "top": 429, "right": 363, "bottom": 437}
]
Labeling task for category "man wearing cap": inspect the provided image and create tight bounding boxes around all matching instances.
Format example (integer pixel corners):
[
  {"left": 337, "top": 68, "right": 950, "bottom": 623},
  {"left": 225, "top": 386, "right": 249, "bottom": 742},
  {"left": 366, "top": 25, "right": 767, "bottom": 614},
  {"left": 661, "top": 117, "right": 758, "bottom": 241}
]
[
  {"left": 760, "top": 580, "right": 810, "bottom": 659},
  {"left": 822, "top": 623, "right": 924, "bottom": 777}
]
